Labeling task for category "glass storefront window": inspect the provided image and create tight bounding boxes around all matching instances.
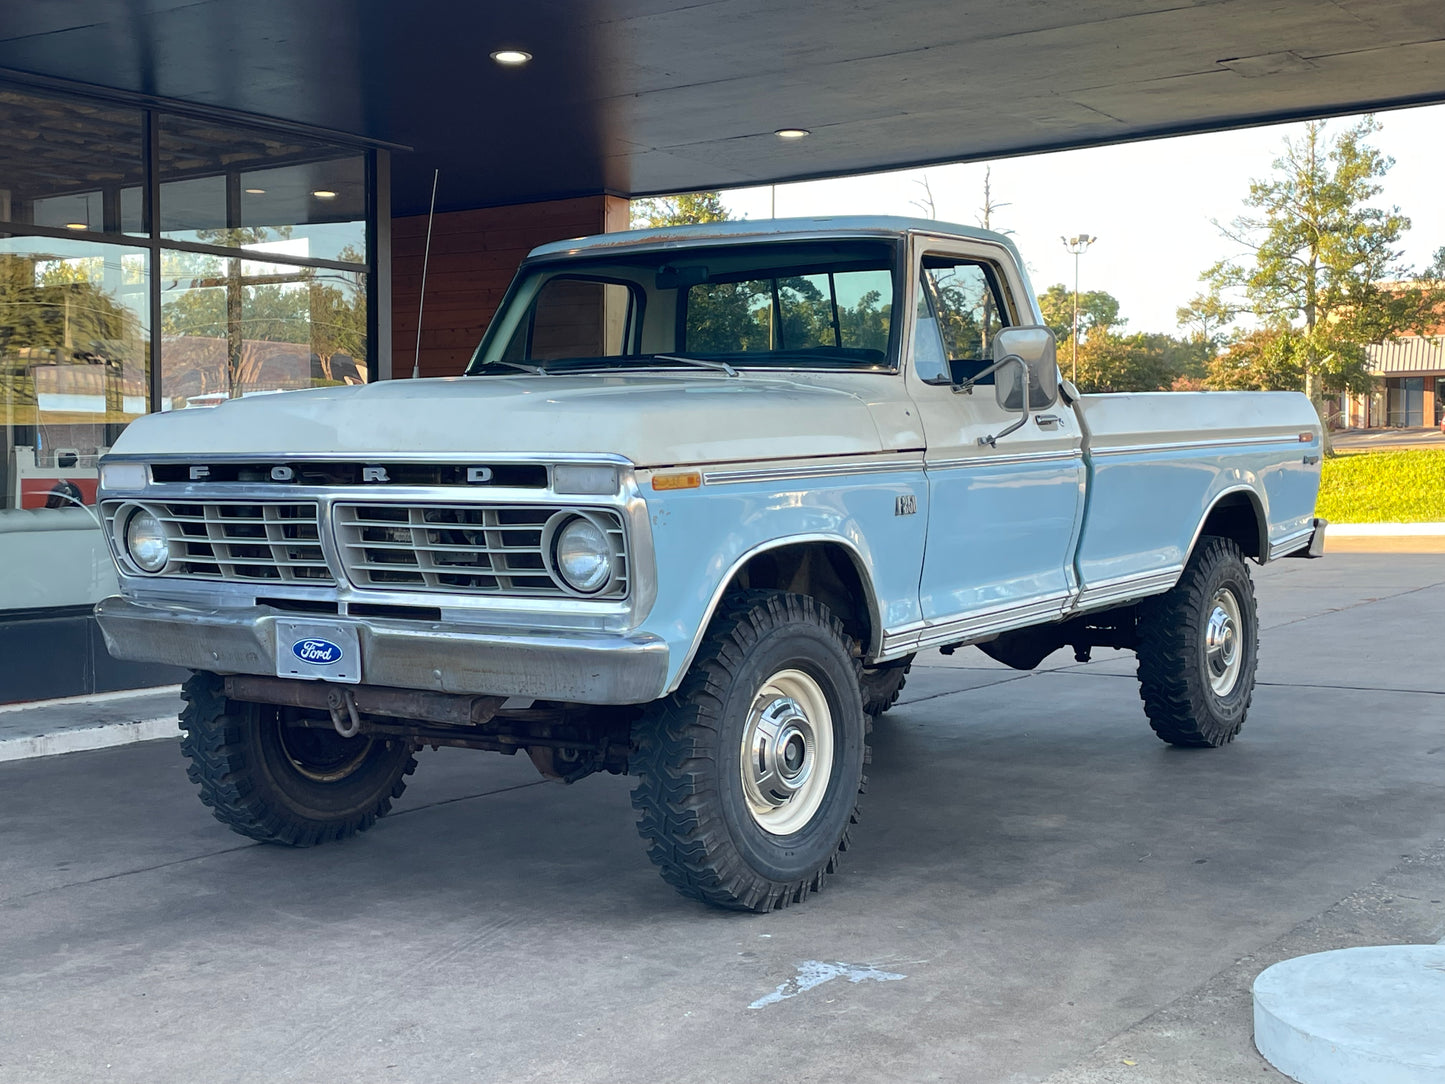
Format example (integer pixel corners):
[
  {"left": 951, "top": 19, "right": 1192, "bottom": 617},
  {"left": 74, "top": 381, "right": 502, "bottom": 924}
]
[
  {"left": 159, "top": 250, "right": 367, "bottom": 410},
  {"left": 0, "top": 88, "right": 147, "bottom": 237},
  {"left": 0, "top": 77, "right": 377, "bottom": 519},
  {"left": 159, "top": 116, "right": 367, "bottom": 265},
  {"left": 0, "top": 235, "right": 150, "bottom": 509}
]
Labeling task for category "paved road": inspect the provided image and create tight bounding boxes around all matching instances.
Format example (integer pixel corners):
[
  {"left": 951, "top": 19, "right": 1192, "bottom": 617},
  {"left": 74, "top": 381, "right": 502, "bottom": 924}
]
[
  {"left": 2, "top": 555, "right": 1442, "bottom": 1084},
  {"left": 1332, "top": 426, "right": 1445, "bottom": 451}
]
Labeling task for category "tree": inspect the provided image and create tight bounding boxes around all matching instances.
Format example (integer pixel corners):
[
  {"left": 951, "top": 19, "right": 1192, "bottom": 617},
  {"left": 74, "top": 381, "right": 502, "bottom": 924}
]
[
  {"left": 1203, "top": 117, "right": 1443, "bottom": 439},
  {"left": 1175, "top": 292, "right": 1234, "bottom": 355},
  {"left": 1204, "top": 328, "right": 1307, "bottom": 392},
  {"left": 630, "top": 191, "right": 731, "bottom": 229},
  {"left": 1071, "top": 329, "right": 1192, "bottom": 394},
  {"left": 1038, "top": 284, "right": 1123, "bottom": 344}
]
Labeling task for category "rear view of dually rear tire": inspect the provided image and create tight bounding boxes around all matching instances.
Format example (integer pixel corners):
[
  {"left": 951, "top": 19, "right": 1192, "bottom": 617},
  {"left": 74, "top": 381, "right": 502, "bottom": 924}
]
[
  {"left": 1135, "top": 536, "right": 1259, "bottom": 747},
  {"left": 629, "top": 591, "right": 869, "bottom": 912},
  {"left": 178, "top": 671, "right": 417, "bottom": 845}
]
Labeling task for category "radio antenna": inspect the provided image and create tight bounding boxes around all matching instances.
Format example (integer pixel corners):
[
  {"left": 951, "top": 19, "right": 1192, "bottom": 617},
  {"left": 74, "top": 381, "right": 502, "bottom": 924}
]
[{"left": 412, "top": 168, "right": 440, "bottom": 379}]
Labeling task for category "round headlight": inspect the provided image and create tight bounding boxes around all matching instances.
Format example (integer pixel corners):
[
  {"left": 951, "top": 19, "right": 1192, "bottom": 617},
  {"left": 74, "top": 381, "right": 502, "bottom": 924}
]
[
  {"left": 554, "top": 516, "right": 613, "bottom": 594},
  {"left": 124, "top": 508, "right": 169, "bottom": 573}
]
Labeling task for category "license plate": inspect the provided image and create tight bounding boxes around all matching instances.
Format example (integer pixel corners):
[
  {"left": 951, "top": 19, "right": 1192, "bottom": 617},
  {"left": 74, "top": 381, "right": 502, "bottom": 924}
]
[{"left": 275, "top": 620, "right": 361, "bottom": 683}]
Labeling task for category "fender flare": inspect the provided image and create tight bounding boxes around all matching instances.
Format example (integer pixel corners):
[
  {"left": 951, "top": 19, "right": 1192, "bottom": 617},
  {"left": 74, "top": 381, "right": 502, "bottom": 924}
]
[
  {"left": 1186, "top": 484, "right": 1269, "bottom": 566},
  {"left": 665, "top": 533, "right": 886, "bottom": 695}
]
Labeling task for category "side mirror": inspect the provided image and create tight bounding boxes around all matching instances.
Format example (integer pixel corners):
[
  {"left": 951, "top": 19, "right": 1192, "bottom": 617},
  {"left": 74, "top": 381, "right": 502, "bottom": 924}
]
[{"left": 991, "top": 326, "right": 1060, "bottom": 411}]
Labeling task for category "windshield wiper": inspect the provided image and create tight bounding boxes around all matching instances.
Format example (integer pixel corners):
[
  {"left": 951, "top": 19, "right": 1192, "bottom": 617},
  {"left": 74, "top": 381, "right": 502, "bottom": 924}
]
[
  {"left": 651, "top": 354, "right": 738, "bottom": 377},
  {"left": 478, "top": 359, "right": 547, "bottom": 375}
]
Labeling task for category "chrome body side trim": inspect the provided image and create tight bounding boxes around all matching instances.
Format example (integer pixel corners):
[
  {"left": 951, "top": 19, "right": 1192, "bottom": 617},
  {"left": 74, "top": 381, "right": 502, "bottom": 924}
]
[
  {"left": 881, "top": 593, "right": 1072, "bottom": 657},
  {"left": 927, "top": 449, "right": 1084, "bottom": 471},
  {"left": 94, "top": 596, "right": 671, "bottom": 704},
  {"left": 703, "top": 457, "right": 924, "bottom": 485},
  {"left": 1089, "top": 434, "right": 1306, "bottom": 457},
  {"left": 1070, "top": 568, "right": 1182, "bottom": 611},
  {"left": 1269, "top": 524, "right": 1319, "bottom": 561}
]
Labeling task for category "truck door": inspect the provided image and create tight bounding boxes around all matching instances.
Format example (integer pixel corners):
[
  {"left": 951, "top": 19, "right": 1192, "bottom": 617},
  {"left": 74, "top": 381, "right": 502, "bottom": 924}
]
[{"left": 906, "top": 241, "right": 1085, "bottom": 643}]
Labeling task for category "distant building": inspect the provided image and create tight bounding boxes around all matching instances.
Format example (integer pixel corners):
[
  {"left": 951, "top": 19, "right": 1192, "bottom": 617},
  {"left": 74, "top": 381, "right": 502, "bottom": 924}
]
[{"left": 1339, "top": 335, "right": 1445, "bottom": 429}]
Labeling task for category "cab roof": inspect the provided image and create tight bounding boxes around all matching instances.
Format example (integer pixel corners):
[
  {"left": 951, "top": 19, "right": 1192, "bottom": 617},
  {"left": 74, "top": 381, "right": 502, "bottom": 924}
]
[{"left": 525, "top": 215, "right": 1025, "bottom": 265}]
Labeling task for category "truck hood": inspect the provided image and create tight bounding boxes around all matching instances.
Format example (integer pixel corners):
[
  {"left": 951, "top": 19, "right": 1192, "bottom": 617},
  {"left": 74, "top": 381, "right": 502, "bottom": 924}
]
[{"left": 110, "top": 373, "right": 889, "bottom": 467}]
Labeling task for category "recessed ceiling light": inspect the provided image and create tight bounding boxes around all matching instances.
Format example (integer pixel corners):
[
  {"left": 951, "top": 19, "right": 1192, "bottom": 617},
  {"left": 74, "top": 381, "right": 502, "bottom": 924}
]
[
  {"left": 490, "top": 49, "right": 532, "bottom": 66},
  {"left": 775, "top": 128, "right": 811, "bottom": 140},
  {"left": 244, "top": 188, "right": 266, "bottom": 195},
  {"left": 311, "top": 190, "right": 338, "bottom": 200},
  {"left": 63, "top": 222, "right": 87, "bottom": 230}
]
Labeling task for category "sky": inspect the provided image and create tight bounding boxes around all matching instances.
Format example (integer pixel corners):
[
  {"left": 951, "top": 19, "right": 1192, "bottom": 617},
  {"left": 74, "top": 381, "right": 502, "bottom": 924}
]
[{"left": 718, "top": 103, "right": 1445, "bottom": 337}]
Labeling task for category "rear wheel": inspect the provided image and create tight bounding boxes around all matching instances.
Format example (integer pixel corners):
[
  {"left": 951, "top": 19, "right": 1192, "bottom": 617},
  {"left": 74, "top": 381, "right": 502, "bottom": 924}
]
[
  {"left": 178, "top": 671, "right": 417, "bottom": 845},
  {"left": 859, "top": 655, "right": 912, "bottom": 717},
  {"left": 1135, "top": 537, "right": 1258, "bottom": 747},
  {"left": 630, "top": 591, "right": 868, "bottom": 911}
]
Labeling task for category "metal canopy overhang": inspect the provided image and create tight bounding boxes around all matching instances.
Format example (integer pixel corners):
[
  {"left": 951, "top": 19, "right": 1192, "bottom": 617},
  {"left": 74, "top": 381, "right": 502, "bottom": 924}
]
[{"left": 1, "top": 0, "right": 1443, "bottom": 217}]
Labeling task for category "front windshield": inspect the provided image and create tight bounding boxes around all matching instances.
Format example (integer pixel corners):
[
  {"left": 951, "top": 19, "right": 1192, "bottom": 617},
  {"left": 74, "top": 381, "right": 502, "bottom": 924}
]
[{"left": 466, "top": 239, "right": 899, "bottom": 375}]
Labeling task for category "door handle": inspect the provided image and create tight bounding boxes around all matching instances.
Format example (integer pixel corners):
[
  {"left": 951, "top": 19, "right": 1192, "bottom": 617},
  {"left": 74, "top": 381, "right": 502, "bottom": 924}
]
[{"left": 1034, "top": 414, "right": 1063, "bottom": 430}]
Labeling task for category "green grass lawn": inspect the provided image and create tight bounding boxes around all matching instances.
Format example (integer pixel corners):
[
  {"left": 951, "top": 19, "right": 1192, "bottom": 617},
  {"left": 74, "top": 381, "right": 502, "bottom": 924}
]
[{"left": 1316, "top": 447, "right": 1445, "bottom": 523}]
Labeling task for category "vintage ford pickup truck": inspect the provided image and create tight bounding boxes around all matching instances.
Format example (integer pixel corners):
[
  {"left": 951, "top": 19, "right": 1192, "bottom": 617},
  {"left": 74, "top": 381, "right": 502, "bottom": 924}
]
[{"left": 95, "top": 217, "right": 1325, "bottom": 911}]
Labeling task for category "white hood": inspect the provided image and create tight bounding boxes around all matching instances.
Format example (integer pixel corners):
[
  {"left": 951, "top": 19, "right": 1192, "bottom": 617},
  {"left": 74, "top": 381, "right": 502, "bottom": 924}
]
[{"left": 111, "top": 373, "right": 890, "bottom": 467}]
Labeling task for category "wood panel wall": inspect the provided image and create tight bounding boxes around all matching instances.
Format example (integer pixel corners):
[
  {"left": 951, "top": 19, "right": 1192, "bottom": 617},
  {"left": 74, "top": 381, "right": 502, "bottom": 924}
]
[{"left": 390, "top": 194, "right": 629, "bottom": 379}]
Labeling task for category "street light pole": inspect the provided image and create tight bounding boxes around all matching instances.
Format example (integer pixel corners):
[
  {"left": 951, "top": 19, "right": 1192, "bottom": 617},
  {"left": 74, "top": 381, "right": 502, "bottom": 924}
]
[{"left": 1061, "top": 233, "right": 1096, "bottom": 384}]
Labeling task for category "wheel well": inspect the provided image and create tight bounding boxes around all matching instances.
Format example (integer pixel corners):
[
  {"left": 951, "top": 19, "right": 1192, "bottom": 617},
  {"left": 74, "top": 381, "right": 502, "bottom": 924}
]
[
  {"left": 1197, "top": 491, "right": 1266, "bottom": 561},
  {"left": 724, "top": 542, "right": 876, "bottom": 656}
]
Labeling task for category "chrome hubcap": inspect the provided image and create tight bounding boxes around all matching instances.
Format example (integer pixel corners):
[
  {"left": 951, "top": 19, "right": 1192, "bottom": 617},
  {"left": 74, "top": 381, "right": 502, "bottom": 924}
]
[
  {"left": 741, "top": 669, "right": 834, "bottom": 835},
  {"left": 1205, "top": 588, "right": 1243, "bottom": 696}
]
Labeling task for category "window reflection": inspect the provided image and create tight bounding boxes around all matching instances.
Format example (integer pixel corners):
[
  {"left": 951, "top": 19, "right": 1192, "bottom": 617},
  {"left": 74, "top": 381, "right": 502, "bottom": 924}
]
[
  {"left": 159, "top": 117, "right": 366, "bottom": 264},
  {"left": 0, "top": 88, "right": 147, "bottom": 236},
  {"left": 160, "top": 250, "right": 366, "bottom": 409},
  {"left": 0, "top": 236, "right": 149, "bottom": 508}
]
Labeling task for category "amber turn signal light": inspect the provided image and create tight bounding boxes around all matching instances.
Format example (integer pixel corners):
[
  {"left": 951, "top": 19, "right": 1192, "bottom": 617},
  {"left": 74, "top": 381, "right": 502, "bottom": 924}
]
[{"left": 652, "top": 471, "right": 702, "bottom": 491}]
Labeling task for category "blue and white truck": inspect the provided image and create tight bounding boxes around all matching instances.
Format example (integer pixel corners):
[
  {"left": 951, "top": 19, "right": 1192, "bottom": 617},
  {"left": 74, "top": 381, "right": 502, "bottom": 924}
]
[{"left": 95, "top": 217, "right": 1325, "bottom": 911}]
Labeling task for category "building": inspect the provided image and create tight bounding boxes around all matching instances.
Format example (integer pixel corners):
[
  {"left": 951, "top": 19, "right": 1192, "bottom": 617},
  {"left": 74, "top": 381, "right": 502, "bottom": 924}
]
[
  {"left": 1339, "top": 335, "right": 1445, "bottom": 428},
  {"left": 3, "top": 3, "right": 1444, "bottom": 701}
]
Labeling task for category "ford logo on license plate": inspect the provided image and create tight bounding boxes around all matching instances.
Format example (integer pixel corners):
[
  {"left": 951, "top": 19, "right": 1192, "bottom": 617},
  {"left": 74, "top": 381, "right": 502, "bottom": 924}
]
[{"left": 293, "top": 638, "right": 344, "bottom": 665}]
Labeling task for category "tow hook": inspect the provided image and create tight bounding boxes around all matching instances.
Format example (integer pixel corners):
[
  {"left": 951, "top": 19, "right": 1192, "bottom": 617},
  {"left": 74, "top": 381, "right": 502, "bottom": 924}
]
[{"left": 326, "top": 687, "right": 363, "bottom": 738}]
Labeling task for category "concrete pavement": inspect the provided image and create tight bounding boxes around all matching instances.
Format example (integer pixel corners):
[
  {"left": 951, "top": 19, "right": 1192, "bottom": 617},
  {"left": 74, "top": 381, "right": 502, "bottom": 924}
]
[{"left": 1, "top": 554, "right": 1442, "bottom": 1084}]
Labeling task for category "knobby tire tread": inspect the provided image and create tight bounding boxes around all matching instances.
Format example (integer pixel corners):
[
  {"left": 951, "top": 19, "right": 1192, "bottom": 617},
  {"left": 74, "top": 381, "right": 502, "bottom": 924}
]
[
  {"left": 1135, "top": 536, "right": 1257, "bottom": 748},
  {"left": 629, "top": 591, "right": 867, "bottom": 912},
  {"left": 178, "top": 671, "right": 416, "bottom": 846}
]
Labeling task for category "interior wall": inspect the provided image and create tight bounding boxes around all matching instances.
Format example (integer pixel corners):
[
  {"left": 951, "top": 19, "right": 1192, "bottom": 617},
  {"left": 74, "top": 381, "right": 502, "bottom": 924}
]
[{"left": 391, "top": 195, "right": 629, "bottom": 379}]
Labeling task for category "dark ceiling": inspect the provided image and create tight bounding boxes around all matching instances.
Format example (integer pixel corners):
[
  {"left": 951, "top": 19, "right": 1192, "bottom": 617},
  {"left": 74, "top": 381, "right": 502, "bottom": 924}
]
[{"left": 2, "top": 0, "right": 1444, "bottom": 218}]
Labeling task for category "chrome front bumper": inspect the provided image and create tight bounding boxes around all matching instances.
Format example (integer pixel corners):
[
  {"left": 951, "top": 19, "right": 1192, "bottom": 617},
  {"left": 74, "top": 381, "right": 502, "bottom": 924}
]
[{"left": 95, "top": 596, "right": 671, "bottom": 704}]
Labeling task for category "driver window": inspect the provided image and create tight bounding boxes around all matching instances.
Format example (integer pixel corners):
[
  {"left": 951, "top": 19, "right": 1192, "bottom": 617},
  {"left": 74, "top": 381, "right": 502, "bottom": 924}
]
[
  {"left": 920, "top": 258, "right": 1010, "bottom": 375},
  {"left": 504, "top": 277, "right": 635, "bottom": 361}
]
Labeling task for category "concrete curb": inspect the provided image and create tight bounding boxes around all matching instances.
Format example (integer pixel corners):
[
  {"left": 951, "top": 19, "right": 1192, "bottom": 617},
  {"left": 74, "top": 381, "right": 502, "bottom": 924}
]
[
  {"left": 0, "top": 716, "right": 178, "bottom": 764},
  {"left": 1324, "top": 523, "right": 1445, "bottom": 553},
  {"left": 1327, "top": 522, "right": 1445, "bottom": 536}
]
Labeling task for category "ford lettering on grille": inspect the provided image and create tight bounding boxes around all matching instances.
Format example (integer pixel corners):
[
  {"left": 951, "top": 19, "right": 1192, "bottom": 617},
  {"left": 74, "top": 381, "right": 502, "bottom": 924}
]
[{"left": 292, "top": 638, "right": 343, "bottom": 665}]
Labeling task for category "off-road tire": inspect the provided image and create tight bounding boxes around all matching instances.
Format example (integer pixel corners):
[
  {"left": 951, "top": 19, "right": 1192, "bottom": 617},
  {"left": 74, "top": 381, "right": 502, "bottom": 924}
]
[
  {"left": 1135, "top": 536, "right": 1258, "bottom": 747},
  {"left": 178, "top": 671, "right": 417, "bottom": 845},
  {"left": 629, "top": 591, "right": 868, "bottom": 912},
  {"left": 860, "top": 655, "right": 913, "bottom": 717}
]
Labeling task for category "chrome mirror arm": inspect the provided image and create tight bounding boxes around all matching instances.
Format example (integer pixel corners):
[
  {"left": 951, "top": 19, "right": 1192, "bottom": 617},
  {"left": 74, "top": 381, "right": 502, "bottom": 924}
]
[{"left": 978, "top": 356, "right": 1030, "bottom": 447}]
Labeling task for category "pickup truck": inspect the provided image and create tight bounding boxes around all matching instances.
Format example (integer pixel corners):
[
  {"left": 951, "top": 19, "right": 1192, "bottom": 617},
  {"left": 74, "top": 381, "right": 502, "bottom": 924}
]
[{"left": 95, "top": 217, "right": 1325, "bottom": 912}]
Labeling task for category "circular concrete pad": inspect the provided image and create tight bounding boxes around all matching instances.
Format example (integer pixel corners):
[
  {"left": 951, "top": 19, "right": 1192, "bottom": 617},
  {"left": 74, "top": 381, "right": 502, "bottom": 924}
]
[{"left": 1253, "top": 945, "right": 1445, "bottom": 1084}]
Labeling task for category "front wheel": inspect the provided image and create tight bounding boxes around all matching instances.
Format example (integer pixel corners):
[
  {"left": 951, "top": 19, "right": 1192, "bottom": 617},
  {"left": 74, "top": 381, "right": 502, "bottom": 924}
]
[
  {"left": 179, "top": 671, "right": 417, "bottom": 845},
  {"left": 1135, "top": 536, "right": 1259, "bottom": 747},
  {"left": 629, "top": 591, "right": 868, "bottom": 911}
]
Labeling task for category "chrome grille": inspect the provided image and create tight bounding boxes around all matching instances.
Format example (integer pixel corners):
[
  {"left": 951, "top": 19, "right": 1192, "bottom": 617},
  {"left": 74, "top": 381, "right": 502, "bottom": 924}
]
[
  {"left": 335, "top": 503, "right": 628, "bottom": 598},
  {"left": 109, "top": 501, "right": 332, "bottom": 583}
]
